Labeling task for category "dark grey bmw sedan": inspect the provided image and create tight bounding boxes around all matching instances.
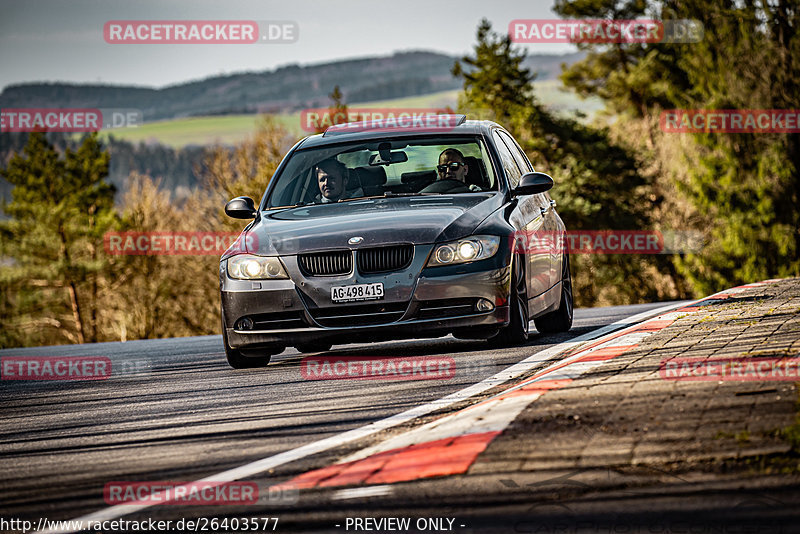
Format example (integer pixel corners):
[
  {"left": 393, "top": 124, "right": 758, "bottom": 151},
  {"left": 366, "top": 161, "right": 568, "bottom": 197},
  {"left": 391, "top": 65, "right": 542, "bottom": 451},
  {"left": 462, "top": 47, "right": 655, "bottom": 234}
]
[{"left": 219, "top": 115, "right": 572, "bottom": 368}]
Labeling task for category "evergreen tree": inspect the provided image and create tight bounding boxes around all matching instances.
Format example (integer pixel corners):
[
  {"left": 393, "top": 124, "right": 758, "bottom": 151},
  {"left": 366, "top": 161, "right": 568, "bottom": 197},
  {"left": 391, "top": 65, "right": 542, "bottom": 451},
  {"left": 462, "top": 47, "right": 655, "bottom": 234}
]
[
  {"left": 452, "top": 19, "right": 536, "bottom": 124},
  {"left": 0, "top": 132, "right": 116, "bottom": 345},
  {"left": 311, "top": 85, "right": 350, "bottom": 134},
  {"left": 455, "top": 19, "right": 673, "bottom": 305},
  {"left": 555, "top": 0, "right": 800, "bottom": 293}
]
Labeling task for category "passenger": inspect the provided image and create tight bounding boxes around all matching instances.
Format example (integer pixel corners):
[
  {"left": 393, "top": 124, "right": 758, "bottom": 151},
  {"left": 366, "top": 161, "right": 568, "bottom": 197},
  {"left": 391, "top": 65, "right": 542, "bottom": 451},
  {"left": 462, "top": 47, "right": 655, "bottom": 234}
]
[{"left": 314, "top": 158, "right": 363, "bottom": 203}]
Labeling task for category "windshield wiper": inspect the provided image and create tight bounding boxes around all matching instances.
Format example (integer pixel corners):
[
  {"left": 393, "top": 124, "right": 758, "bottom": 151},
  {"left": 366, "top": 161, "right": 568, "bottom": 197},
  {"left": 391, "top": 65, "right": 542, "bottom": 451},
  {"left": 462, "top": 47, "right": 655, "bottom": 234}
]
[
  {"left": 305, "top": 192, "right": 445, "bottom": 205},
  {"left": 381, "top": 192, "right": 442, "bottom": 198},
  {"left": 267, "top": 201, "right": 313, "bottom": 210}
]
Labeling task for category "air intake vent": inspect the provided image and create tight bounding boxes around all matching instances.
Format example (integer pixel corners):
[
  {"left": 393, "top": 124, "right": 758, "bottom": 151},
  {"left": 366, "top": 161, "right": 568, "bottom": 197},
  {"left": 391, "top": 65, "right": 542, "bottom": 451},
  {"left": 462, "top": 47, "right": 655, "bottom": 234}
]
[
  {"left": 298, "top": 250, "right": 352, "bottom": 276},
  {"left": 416, "top": 298, "right": 479, "bottom": 320},
  {"left": 309, "top": 302, "right": 408, "bottom": 327},
  {"left": 237, "top": 311, "right": 308, "bottom": 331},
  {"left": 357, "top": 244, "right": 413, "bottom": 274}
]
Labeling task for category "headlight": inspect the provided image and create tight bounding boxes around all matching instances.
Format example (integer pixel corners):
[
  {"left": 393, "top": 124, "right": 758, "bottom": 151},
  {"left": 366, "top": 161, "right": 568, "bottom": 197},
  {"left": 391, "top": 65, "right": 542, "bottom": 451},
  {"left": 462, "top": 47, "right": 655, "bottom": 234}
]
[
  {"left": 227, "top": 254, "right": 289, "bottom": 280},
  {"left": 427, "top": 236, "right": 500, "bottom": 267}
]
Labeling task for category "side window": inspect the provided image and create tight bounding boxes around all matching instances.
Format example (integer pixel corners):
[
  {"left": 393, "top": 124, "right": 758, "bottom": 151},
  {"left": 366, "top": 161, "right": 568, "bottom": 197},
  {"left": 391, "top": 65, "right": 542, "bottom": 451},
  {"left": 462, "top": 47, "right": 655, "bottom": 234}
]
[
  {"left": 498, "top": 130, "right": 532, "bottom": 173},
  {"left": 492, "top": 131, "right": 522, "bottom": 188},
  {"left": 498, "top": 130, "right": 550, "bottom": 202}
]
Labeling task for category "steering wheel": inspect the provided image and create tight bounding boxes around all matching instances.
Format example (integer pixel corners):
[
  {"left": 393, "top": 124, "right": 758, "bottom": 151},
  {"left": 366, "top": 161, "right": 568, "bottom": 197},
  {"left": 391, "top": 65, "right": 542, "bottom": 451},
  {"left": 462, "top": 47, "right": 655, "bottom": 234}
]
[{"left": 419, "top": 179, "right": 471, "bottom": 194}]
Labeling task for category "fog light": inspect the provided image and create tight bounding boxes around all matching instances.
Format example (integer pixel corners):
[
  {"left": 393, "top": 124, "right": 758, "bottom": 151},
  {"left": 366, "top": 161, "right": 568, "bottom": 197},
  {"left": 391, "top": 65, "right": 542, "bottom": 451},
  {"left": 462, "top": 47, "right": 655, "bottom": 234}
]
[
  {"left": 236, "top": 317, "right": 255, "bottom": 330},
  {"left": 476, "top": 298, "right": 494, "bottom": 312}
]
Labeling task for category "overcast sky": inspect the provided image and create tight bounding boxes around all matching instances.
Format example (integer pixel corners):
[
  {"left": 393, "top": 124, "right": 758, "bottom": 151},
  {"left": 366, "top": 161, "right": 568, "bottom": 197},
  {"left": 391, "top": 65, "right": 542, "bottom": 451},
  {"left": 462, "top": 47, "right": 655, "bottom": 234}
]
[{"left": 0, "top": 0, "right": 575, "bottom": 91}]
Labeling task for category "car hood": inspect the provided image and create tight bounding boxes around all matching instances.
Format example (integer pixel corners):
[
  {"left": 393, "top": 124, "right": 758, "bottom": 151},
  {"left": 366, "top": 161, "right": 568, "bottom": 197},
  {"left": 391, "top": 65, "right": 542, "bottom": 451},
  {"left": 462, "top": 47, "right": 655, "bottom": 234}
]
[{"left": 242, "top": 193, "right": 505, "bottom": 255}]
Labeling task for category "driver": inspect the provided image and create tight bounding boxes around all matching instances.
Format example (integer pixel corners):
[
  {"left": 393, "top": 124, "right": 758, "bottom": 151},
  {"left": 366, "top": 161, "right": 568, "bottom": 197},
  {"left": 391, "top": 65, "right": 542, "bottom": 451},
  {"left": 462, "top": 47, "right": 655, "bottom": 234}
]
[
  {"left": 437, "top": 148, "right": 470, "bottom": 183},
  {"left": 314, "top": 158, "right": 363, "bottom": 203},
  {"left": 420, "top": 148, "right": 481, "bottom": 193}
]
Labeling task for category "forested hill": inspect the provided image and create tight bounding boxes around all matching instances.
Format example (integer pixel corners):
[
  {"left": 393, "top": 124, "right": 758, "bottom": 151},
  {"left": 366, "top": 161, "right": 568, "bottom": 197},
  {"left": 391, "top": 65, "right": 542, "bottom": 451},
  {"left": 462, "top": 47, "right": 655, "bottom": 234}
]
[{"left": 0, "top": 51, "right": 583, "bottom": 121}]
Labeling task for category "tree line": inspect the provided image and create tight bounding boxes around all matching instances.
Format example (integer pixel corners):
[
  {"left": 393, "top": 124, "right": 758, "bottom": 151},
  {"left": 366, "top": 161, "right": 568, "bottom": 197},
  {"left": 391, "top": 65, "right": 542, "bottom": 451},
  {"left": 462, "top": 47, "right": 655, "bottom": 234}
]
[
  {"left": 0, "top": 134, "right": 207, "bottom": 206},
  {"left": 0, "top": 119, "right": 293, "bottom": 348},
  {"left": 454, "top": 1, "right": 798, "bottom": 303}
]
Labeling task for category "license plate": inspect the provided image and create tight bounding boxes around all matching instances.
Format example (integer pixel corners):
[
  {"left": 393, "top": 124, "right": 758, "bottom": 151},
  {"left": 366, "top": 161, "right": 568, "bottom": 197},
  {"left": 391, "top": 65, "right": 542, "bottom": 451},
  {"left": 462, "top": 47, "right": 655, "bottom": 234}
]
[{"left": 331, "top": 283, "right": 384, "bottom": 303}]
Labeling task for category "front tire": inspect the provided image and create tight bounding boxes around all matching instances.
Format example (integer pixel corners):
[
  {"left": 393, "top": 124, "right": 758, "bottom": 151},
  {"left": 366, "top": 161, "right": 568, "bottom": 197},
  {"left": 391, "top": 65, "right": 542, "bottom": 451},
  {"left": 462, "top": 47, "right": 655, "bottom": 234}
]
[
  {"left": 294, "top": 341, "right": 333, "bottom": 353},
  {"left": 488, "top": 253, "right": 529, "bottom": 347},
  {"left": 222, "top": 313, "right": 282, "bottom": 369},
  {"left": 534, "top": 253, "right": 573, "bottom": 333}
]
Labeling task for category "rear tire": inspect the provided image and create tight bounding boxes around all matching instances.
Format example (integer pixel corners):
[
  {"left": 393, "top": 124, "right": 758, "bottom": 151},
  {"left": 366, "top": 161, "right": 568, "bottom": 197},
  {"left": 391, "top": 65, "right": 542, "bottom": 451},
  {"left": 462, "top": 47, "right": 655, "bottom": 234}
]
[
  {"left": 534, "top": 253, "right": 573, "bottom": 333},
  {"left": 488, "top": 254, "right": 529, "bottom": 348}
]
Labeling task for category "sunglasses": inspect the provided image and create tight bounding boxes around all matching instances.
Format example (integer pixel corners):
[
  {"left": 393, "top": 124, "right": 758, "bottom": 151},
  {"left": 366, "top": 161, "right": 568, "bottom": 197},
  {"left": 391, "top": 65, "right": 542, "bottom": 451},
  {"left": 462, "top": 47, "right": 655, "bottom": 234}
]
[{"left": 437, "top": 162, "right": 466, "bottom": 172}]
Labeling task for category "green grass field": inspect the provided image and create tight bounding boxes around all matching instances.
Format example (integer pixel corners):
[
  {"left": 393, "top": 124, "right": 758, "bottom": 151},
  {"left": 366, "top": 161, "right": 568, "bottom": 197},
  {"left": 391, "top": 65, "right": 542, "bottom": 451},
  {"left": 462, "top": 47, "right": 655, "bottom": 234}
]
[{"left": 101, "top": 83, "right": 602, "bottom": 148}]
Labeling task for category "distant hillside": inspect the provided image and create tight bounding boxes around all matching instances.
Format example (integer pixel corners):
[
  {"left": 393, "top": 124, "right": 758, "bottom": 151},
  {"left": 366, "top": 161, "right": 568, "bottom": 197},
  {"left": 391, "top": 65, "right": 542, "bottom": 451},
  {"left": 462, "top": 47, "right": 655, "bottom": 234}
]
[
  {"left": 99, "top": 81, "right": 603, "bottom": 149},
  {"left": 521, "top": 52, "right": 584, "bottom": 82},
  {"left": 0, "top": 50, "right": 589, "bottom": 206},
  {"left": 0, "top": 51, "right": 584, "bottom": 122}
]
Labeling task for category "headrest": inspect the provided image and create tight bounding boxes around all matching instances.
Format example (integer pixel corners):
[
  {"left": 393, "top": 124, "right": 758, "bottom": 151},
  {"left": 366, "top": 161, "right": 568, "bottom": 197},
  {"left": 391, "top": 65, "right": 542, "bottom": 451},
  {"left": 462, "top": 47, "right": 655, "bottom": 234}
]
[
  {"left": 350, "top": 166, "right": 387, "bottom": 188},
  {"left": 462, "top": 156, "right": 488, "bottom": 189}
]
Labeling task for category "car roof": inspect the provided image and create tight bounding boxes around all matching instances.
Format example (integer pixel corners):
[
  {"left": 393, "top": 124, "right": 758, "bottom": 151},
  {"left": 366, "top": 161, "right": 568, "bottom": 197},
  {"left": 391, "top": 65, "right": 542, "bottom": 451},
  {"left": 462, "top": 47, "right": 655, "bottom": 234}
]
[{"left": 296, "top": 116, "right": 502, "bottom": 149}]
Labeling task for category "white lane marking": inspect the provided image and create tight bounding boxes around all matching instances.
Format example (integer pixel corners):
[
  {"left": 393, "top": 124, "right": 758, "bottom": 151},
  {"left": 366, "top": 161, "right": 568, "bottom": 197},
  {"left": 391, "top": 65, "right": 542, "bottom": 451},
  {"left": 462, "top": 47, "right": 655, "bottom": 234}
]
[
  {"left": 39, "top": 301, "right": 689, "bottom": 534},
  {"left": 657, "top": 311, "right": 689, "bottom": 321},
  {"left": 342, "top": 393, "right": 542, "bottom": 462},
  {"left": 297, "top": 305, "right": 685, "bottom": 466},
  {"left": 331, "top": 485, "right": 393, "bottom": 500},
  {"left": 341, "top": 318, "right": 672, "bottom": 463},
  {"left": 541, "top": 359, "right": 608, "bottom": 380},
  {"left": 600, "top": 331, "right": 653, "bottom": 347},
  {"left": 473, "top": 304, "right": 688, "bottom": 403}
]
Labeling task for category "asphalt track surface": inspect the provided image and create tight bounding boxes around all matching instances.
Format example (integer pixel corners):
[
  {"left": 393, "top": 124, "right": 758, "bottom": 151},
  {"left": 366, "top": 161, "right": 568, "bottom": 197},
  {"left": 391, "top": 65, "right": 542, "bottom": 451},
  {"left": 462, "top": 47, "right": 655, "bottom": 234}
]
[{"left": 8, "top": 300, "right": 788, "bottom": 534}]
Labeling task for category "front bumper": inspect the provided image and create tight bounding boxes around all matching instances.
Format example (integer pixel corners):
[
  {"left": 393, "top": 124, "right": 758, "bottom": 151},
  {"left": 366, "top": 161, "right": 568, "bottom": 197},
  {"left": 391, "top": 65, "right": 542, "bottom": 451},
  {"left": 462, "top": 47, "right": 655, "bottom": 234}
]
[{"left": 220, "top": 244, "right": 512, "bottom": 348}]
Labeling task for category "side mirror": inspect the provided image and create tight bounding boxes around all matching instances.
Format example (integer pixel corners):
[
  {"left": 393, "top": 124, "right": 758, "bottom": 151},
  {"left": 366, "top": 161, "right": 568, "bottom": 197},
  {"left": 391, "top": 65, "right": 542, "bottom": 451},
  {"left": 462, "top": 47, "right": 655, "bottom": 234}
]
[
  {"left": 512, "top": 172, "right": 554, "bottom": 196},
  {"left": 225, "top": 196, "right": 257, "bottom": 219}
]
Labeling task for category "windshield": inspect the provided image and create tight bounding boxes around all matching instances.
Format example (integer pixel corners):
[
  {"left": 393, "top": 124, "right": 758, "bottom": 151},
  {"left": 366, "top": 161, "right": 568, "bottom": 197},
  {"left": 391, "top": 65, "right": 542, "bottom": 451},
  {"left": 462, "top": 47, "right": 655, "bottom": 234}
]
[{"left": 266, "top": 137, "right": 497, "bottom": 208}]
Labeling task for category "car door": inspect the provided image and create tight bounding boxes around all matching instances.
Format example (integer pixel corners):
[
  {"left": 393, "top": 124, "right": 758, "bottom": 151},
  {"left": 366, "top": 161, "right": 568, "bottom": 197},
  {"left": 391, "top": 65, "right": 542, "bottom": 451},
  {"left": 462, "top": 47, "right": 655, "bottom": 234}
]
[
  {"left": 492, "top": 130, "right": 550, "bottom": 308},
  {"left": 496, "top": 130, "right": 560, "bottom": 289}
]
